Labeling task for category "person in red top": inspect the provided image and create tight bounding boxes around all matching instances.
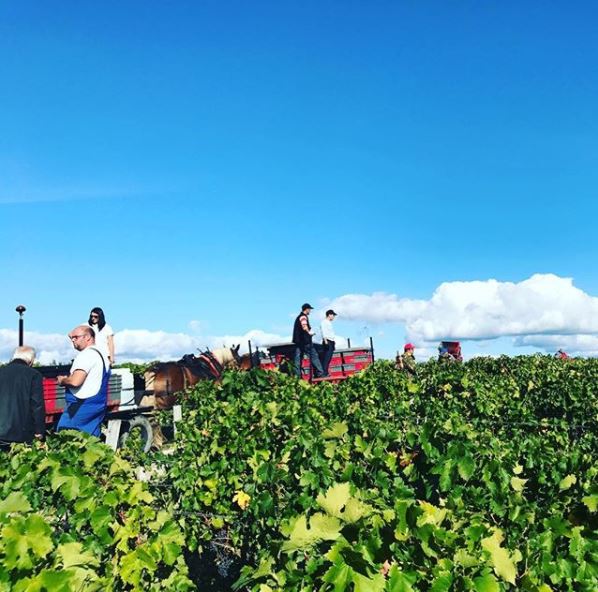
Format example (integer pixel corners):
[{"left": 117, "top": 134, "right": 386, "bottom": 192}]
[{"left": 292, "top": 303, "right": 326, "bottom": 378}]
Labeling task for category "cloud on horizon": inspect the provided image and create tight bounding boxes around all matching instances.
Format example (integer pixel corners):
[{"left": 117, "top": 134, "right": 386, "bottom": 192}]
[
  {"left": 328, "top": 274, "right": 598, "bottom": 347},
  {"left": 2, "top": 273, "right": 597, "bottom": 364},
  {"left": 0, "top": 327, "right": 290, "bottom": 365},
  {"left": 514, "top": 334, "right": 598, "bottom": 358}
]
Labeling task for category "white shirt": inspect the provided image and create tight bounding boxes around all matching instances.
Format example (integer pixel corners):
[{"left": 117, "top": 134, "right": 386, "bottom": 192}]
[
  {"left": 69, "top": 347, "right": 109, "bottom": 399},
  {"left": 90, "top": 323, "right": 114, "bottom": 361},
  {"left": 321, "top": 318, "right": 336, "bottom": 342}
]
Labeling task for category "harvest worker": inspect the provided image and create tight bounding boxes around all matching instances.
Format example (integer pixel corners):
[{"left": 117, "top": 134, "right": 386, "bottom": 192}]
[
  {"left": 0, "top": 346, "right": 45, "bottom": 451},
  {"left": 87, "top": 307, "right": 115, "bottom": 366},
  {"left": 396, "top": 343, "right": 416, "bottom": 376},
  {"left": 292, "top": 303, "right": 326, "bottom": 379},
  {"left": 57, "top": 325, "right": 110, "bottom": 437},
  {"left": 320, "top": 309, "right": 338, "bottom": 375}
]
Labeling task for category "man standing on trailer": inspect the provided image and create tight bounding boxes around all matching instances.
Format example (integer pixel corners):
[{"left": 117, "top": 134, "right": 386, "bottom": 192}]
[
  {"left": 292, "top": 303, "right": 326, "bottom": 378},
  {"left": 320, "top": 309, "right": 338, "bottom": 375},
  {"left": 56, "top": 325, "right": 110, "bottom": 437},
  {"left": 0, "top": 346, "right": 45, "bottom": 451}
]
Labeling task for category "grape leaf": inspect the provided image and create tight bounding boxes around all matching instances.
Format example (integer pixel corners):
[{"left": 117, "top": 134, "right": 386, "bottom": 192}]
[
  {"left": 317, "top": 483, "right": 351, "bottom": 518},
  {"left": 0, "top": 492, "right": 31, "bottom": 514},
  {"left": 481, "top": 531, "right": 518, "bottom": 584}
]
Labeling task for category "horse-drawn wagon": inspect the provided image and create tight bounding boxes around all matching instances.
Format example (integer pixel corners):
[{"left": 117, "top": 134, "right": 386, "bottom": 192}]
[{"left": 37, "top": 346, "right": 243, "bottom": 452}]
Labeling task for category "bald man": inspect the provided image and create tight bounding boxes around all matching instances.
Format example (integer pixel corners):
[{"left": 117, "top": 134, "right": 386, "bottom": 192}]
[{"left": 57, "top": 325, "right": 110, "bottom": 437}]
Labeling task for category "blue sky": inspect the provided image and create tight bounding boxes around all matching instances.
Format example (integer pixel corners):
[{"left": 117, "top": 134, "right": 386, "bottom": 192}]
[{"left": 1, "top": 1, "right": 597, "bottom": 362}]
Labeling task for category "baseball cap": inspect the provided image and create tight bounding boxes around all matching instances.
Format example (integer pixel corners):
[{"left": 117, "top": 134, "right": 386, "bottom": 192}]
[
  {"left": 302, "top": 303, "right": 314, "bottom": 310},
  {"left": 325, "top": 309, "right": 337, "bottom": 316}
]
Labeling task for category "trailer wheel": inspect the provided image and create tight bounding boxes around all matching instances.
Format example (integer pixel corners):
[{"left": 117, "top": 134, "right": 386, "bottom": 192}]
[{"left": 118, "top": 416, "right": 153, "bottom": 453}]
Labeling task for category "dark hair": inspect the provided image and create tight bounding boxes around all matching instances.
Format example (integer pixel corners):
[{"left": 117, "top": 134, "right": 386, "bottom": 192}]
[{"left": 88, "top": 307, "right": 106, "bottom": 331}]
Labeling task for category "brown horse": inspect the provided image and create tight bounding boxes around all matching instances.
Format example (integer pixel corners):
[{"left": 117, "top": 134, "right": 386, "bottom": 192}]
[
  {"left": 238, "top": 351, "right": 261, "bottom": 371},
  {"left": 142, "top": 345, "right": 242, "bottom": 410},
  {"left": 139, "top": 345, "right": 243, "bottom": 448}
]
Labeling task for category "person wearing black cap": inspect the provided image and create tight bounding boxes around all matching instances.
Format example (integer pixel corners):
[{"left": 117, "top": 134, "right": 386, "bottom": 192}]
[
  {"left": 292, "top": 303, "right": 326, "bottom": 378},
  {"left": 320, "top": 309, "right": 338, "bottom": 375}
]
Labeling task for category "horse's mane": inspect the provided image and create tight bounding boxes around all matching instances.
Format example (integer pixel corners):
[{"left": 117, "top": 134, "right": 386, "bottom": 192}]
[{"left": 211, "top": 347, "right": 235, "bottom": 367}]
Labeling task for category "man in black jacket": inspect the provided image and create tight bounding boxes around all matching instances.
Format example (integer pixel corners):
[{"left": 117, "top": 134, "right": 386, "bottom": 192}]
[
  {"left": 0, "top": 346, "right": 45, "bottom": 450},
  {"left": 292, "top": 303, "right": 326, "bottom": 378}
]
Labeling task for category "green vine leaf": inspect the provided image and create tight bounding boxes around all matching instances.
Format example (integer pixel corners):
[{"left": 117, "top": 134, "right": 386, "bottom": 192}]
[
  {"left": 351, "top": 570, "right": 385, "bottom": 592},
  {"left": 481, "top": 530, "right": 518, "bottom": 584},
  {"left": 317, "top": 483, "right": 351, "bottom": 518},
  {"left": 473, "top": 573, "right": 500, "bottom": 592},
  {"left": 281, "top": 513, "right": 341, "bottom": 551},
  {"left": 1, "top": 514, "right": 54, "bottom": 570},
  {"left": 0, "top": 492, "right": 31, "bottom": 514},
  {"left": 56, "top": 542, "right": 99, "bottom": 569},
  {"left": 559, "top": 474, "right": 576, "bottom": 491}
]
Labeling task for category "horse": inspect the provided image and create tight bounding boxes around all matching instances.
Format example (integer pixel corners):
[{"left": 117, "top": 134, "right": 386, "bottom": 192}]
[
  {"left": 142, "top": 345, "right": 242, "bottom": 410},
  {"left": 238, "top": 350, "right": 262, "bottom": 371},
  {"left": 139, "top": 345, "right": 243, "bottom": 447}
]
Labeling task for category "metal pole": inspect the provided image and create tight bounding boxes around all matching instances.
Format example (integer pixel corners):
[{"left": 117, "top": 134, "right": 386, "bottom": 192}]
[
  {"left": 347, "top": 338, "right": 351, "bottom": 348},
  {"left": 248, "top": 340, "right": 254, "bottom": 368},
  {"left": 370, "top": 336, "right": 375, "bottom": 364},
  {"left": 16, "top": 305, "right": 26, "bottom": 346}
]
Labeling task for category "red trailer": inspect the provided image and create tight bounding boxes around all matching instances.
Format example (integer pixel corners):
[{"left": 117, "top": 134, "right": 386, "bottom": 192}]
[
  {"left": 38, "top": 365, "right": 152, "bottom": 451},
  {"left": 251, "top": 339, "right": 375, "bottom": 383}
]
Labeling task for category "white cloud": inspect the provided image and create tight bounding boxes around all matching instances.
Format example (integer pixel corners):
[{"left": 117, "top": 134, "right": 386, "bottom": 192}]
[
  {"left": 514, "top": 334, "right": 598, "bottom": 357},
  {"left": 3, "top": 273, "right": 597, "bottom": 364},
  {"left": 0, "top": 327, "right": 290, "bottom": 365},
  {"left": 329, "top": 274, "right": 598, "bottom": 344},
  {"left": 0, "top": 329, "right": 73, "bottom": 365},
  {"left": 114, "top": 328, "right": 293, "bottom": 363},
  {"left": 412, "top": 345, "right": 438, "bottom": 362},
  {"left": 115, "top": 329, "right": 201, "bottom": 362}
]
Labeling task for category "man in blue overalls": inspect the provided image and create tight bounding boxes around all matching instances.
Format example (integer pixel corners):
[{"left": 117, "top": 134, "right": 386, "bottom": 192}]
[{"left": 57, "top": 325, "right": 110, "bottom": 437}]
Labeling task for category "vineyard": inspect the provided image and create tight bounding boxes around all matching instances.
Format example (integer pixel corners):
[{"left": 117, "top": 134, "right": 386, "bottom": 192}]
[{"left": 1, "top": 356, "right": 597, "bottom": 591}]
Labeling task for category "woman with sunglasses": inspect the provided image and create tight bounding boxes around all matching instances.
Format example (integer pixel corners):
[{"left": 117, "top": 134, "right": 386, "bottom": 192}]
[{"left": 88, "top": 307, "right": 115, "bottom": 366}]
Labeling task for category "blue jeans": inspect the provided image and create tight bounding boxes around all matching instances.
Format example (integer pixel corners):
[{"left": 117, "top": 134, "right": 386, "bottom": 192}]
[{"left": 294, "top": 344, "right": 325, "bottom": 378}]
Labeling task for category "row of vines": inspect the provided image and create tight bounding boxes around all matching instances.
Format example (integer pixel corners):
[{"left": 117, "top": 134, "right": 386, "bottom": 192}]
[{"left": 1, "top": 356, "right": 597, "bottom": 590}]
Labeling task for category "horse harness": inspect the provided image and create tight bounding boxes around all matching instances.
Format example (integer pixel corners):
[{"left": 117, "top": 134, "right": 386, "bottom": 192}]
[{"left": 178, "top": 352, "right": 223, "bottom": 381}]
